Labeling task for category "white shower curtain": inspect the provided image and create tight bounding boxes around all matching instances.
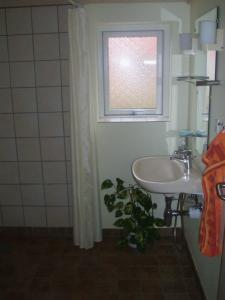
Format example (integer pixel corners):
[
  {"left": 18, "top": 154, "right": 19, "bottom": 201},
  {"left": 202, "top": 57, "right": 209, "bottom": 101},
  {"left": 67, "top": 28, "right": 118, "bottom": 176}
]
[{"left": 68, "top": 6, "right": 102, "bottom": 249}]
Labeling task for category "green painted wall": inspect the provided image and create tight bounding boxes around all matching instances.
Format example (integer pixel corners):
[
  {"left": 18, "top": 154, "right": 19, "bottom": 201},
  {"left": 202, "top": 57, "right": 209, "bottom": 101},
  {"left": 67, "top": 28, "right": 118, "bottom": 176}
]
[
  {"left": 86, "top": 2, "right": 190, "bottom": 228},
  {"left": 185, "top": 2, "right": 225, "bottom": 299}
]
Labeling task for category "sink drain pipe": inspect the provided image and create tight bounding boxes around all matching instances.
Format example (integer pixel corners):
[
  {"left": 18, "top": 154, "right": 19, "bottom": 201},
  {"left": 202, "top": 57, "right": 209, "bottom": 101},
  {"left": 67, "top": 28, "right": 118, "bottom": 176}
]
[{"left": 164, "top": 193, "right": 189, "bottom": 227}]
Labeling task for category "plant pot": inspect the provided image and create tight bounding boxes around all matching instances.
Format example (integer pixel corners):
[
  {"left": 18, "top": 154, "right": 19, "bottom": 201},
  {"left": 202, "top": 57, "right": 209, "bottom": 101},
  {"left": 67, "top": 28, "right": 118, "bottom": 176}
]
[{"left": 127, "top": 233, "right": 137, "bottom": 249}]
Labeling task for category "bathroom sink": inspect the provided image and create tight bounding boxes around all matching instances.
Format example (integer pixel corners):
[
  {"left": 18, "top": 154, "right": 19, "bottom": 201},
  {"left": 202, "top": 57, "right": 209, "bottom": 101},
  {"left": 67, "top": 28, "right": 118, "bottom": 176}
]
[{"left": 132, "top": 156, "right": 202, "bottom": 195}]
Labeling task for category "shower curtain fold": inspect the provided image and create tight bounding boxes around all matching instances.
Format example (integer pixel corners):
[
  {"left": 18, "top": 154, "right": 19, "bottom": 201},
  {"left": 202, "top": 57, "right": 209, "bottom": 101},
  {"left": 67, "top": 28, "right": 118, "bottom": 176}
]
[{"left": 68, "top": 6, "right": 102, "bottom": 249}]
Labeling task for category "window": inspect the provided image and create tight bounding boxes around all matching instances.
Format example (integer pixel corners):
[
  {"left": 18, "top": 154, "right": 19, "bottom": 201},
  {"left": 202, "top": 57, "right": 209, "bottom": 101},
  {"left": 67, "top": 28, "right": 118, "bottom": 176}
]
[{"left": 98, "top": 24, "right": 170, "bottom": 122}]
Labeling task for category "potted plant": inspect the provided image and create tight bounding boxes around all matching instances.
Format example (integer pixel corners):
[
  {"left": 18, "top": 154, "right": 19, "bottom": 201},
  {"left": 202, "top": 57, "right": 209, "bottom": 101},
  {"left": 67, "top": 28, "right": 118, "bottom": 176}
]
[{"left": 101, "top": 178, "right": 164, "bottom": 252}]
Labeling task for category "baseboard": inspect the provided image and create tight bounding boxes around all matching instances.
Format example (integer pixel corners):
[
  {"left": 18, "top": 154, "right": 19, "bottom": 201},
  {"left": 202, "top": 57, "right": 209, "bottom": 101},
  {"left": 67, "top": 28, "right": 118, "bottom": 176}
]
[
  {"left": 0, "top": 226, "right": 178, "bottom": 239},
  {"left": 102, "top": 227, "right": 180, "bottom": 238},
  {"left": 0, "top": 226, "right": 73, "bottom": 238}
]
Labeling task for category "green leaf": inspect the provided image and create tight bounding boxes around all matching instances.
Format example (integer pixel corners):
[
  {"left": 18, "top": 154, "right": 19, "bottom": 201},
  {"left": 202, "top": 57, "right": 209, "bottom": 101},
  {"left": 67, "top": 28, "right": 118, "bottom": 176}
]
[
  {"left": 114, "top": 218, "right": 124, "bottom": 227},
  {"left": 101, "top": 179, "right": 113, "bottom": 190},
  {"left": 135, "top": 190, "right": 152, "bottom": 211},
  {"left": 116, "top": 178, "right": 126, "bottom": 194},
  {"left": 104, "top": 194, "right": 110, "bottom": 205},
  {"left": 124, "top": 202, "right": 133, "bottom": 215},
  {"left": 154, "top": 218, "right": 165, "bottom": 227},
  {"left": 132, "top": 206, "right": 142, "bottom": 219},
  {"left": 115, "top": 201, "right": 124, "bottom": 210},
  {"left": 115, "top": 210, "right": 123, "bottom": 218},
  {"left": 116, "top": 178, "right": 124, "bottom": 186},
  {"left": 138, "top": 214, "right": 152, "bottom": 227},
  {"left": 108, "top": 205, "right": 115, "bottom": 212},
  {"left": 123, "top": 218, "right": 136, "bottom": 232},
  {"left": 117, "top": 189, "right": 127, "bottom": 199},
  {"left": 104, "top": 194, "right": 116, "bottom": 212}
]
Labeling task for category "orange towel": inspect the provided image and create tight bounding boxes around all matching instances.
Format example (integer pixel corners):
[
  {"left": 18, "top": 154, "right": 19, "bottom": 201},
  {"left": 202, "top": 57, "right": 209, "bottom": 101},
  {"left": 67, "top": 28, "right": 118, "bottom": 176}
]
[
  {"left": 202, "top": 130, "right": 225, "bottom": 166},
  {"left": 200, "top": 130, "right": 225, "bottom": 256}
]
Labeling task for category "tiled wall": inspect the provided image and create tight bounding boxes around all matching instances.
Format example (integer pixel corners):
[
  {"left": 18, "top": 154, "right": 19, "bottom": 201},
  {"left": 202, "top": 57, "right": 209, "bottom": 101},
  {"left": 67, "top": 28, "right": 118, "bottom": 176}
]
[{"left": 0, "top": 5, "right": 72, "bottom": 227}]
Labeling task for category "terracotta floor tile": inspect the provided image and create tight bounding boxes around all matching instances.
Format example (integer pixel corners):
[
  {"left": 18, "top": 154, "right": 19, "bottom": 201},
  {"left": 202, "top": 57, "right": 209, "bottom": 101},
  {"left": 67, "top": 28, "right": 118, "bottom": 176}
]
[
  {"left": 163, "top": 293, "right": 190, "bottom": 300},
  {"left": 0, "top": 233, "right": 205, "bottom": 300},
  {"left": 188, "top": 292, "right": 206, "bottom": 300},
  {"left": 182, "top": 265, "right": 198, "bottom": 278},
  {"left": 142, "top": 294, "right": 164, "bottom": 300},
  {"left": 161, "top": 278, "right": 186, "bottom": 293},
  {"left": 117, "top": 293, "right": 142, "bottom": 300},
  {"left": 159, "top": 266, "right": 181, "bottom": 280},
  {"left": 141, "top": 279, "right": 162, "bottom": 294},
  {"left": 118, "top": 279, "right": 141, "bottom": 293},
  {"left": 157, "top": 255, "right": 179, "bottom": 265}
]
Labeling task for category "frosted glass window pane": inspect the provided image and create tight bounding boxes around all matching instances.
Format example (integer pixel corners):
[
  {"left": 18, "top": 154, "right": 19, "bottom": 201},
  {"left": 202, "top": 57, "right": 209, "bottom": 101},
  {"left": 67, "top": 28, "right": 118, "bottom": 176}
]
[{"left": 108, "top": 36, "right": 157, "bottom": 110}]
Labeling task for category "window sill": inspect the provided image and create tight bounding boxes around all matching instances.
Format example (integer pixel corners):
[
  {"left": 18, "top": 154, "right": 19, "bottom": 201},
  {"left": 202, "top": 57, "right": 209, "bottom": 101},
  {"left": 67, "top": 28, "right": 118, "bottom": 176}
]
[{"left": 97, "top": 115, "right": 170, "bottom": 123}]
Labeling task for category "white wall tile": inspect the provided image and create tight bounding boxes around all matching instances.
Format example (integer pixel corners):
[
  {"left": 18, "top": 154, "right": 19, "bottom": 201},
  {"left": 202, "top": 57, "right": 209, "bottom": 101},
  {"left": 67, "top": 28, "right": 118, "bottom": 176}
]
[
  {"left": 10, "top": 62, "right": 35, "bottom": 87},
  {"left": 8, "top": 35, "right": 33, "bottom": 61},
  {"left": 68, "top": 206, "right": 73, "bottom": 226},
  {"left": 45, "top": 184, "right": 68, "bottom": 206},
  {"left": 22, "top": 185, "right": 45, "bottom": 206},
  {"left": 58, "top": 6, "right": 69, "bottom": 33},
  {"left": 12, "top": 88, "right": 37, "bottom": 113},
  {"left": 65, "top": 137, "right": 71, "bottom": 161},
  {"left": 62, "top": 87, "right": 70, "bottom": 111},
  {"left": 0, "top": 36, "right": 8, "bottom": 61},
  {"left": 0, "top": 114, "right": 15, "bottom": 137},
  {"left": 14, "top": 113, "right": 39, "bottom": 137},
  {"left": 68, "top": 184, "right": 73, "bottom": 206},
  {"left": 47, "top": 206, "right": 69, "bottom": 227},
  {"left": 41, "top": 137, "right": 65, "bottom": 161},
  {"left": 0, "top": 162, "right": 19, "bottom": 184},
  {"left": 0, "top": 185, "right": 22, "bottom": 205},
  {"left": 35, "top": 61, "right": 61, "bottom": 87},
  {"left": 0, "top": 139, "right": 17, "bottom": 161},
  {"left": 0, "top": 63, "right": 10, "bottom": 88},
  {"left": 63, "top": 112, "right": 70, "bottom": 136},
  {"left": 32, "top": 6, "right": 58, "bottom": 33},
  {"left": 6, "top": 7, "right": 32, "bottom": 35},
  {"left": 0, "top": 89, "right": 12, "bottom": 113},
  {"left": 0, "top": 4, "right": 72, "bottom": 228},
  {"left": 39, "top": 113, "right": 63, "bottom": 137},
  {"left": 34, "top": 34, "right": 59, "bottom": 60},
  {"left": 0, "top": 9, "right": 6, "bottom": 35},
  {"left": 17, "top": 138, "right": 41, "bottom": 161},
  {"left": 2, "top": 206, "right": 24, "bottom": 226},
  {"left": 59, "top": 33, "right": 69, "bottom": 59},
  {"left": 66, "top": 161, "right": 72, "bottom": 183},
  {"left": 60, "top": 60, "right": 69, "bottom": 86},
  {"left": 43, "top": 161, "right": 67, "bottom": 184},
  {"left": 19, "top": 162, "right": 43, "bottom": 184},
  {"left": 37, "top": 87, "right": 62, "bottom": 112},
  {"left": 24, "top": 207, "right": 46, "bottom": 227}
]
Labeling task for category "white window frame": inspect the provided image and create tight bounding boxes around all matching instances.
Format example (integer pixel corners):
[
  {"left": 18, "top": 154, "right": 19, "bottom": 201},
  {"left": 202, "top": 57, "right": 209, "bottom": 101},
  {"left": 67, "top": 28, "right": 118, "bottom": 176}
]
[{"left": 97, "top": 23, "right": 171, "bottom": 122}]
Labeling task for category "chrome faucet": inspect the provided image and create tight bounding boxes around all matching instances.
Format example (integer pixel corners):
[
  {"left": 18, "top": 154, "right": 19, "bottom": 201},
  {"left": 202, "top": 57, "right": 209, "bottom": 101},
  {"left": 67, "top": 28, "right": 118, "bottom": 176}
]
[{"left": 170, "top": 146, "right": 192, "bottom": 173}]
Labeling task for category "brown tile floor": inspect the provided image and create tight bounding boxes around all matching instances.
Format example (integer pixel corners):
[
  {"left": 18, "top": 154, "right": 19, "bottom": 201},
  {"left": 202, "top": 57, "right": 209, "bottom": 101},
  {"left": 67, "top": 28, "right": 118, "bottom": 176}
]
[{"left": 0, "top": 231, "right": 205, "bottom": 300}]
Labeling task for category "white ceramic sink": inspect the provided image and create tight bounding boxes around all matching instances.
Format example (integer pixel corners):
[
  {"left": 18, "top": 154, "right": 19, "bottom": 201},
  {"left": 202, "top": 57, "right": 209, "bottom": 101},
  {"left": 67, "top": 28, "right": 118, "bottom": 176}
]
[{"left": 132, "top": 156, "right": 202, "bottom": 195}]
